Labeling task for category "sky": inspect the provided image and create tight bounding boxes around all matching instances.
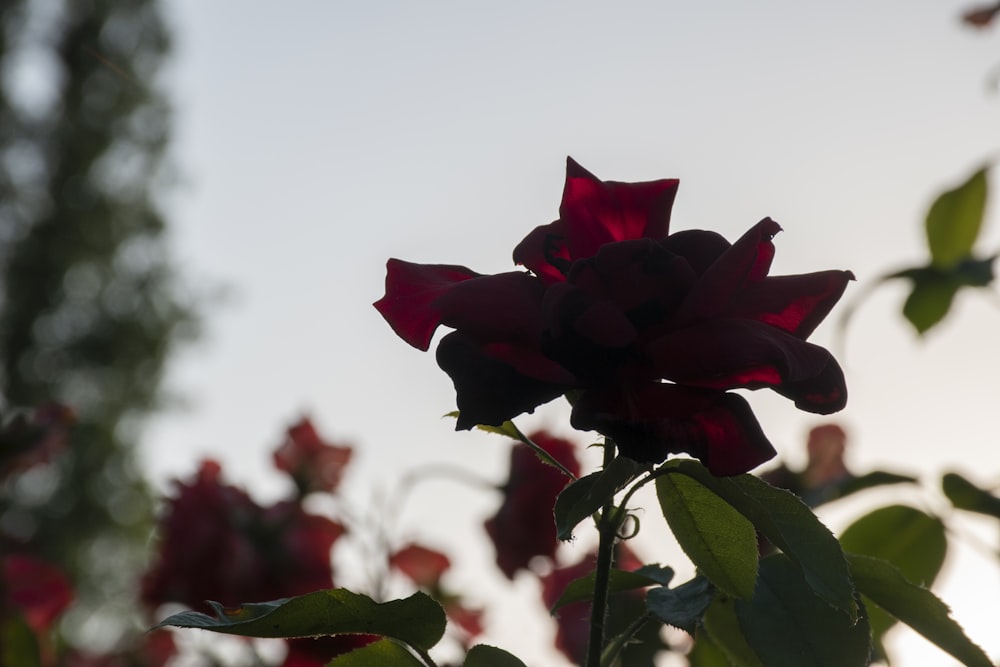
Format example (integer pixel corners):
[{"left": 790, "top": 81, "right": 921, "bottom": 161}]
[{"left": 148, "top": 2, "right": 1000, "bottom": 664}]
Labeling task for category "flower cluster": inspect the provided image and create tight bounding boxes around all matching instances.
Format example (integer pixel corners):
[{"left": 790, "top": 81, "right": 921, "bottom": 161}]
[
  {"left": 141, "top": 459, "right": 345, "bottom": 612},
  {"left": 375, "top": 159, "right": 852, "bottom": 474}
]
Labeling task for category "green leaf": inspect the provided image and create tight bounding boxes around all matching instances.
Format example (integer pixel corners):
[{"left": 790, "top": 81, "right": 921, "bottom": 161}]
[
  {"left": 552, "top": 567, "right": 674, "bottom": 611},
  {"left": 901, "top": 270, "right": 961, "bottom": 334},
  {"left": 688, "top": 630, "right": 736, "bottom": 667},
  {"left": 735, "top": 555, "right": 871, "bottom": 667},
  {"left": 1, "top": 615, "right": 41, "bottom": 667},
  {"left": 839, "top": 504, "right": 947, "bottom": 653},
  {"left": 464, "top": 644, "right": 528, "bottom": 667},
  {"left": 839, "top": 505, "right": 947, "bottom": 587},
  {"left": 553, "top": 456, "right": 644, "bottom": 540},
  {"left": 667, "top": 460, "right": 856, "bottom": 619},
  {"left": 943, "top": 471, "right": 1000, "bottom": 519},
  {"left": 925, "top": 166, "right": 988, "bottom": 269},
  {"left": 848, "top": 554, "right": 992, "bottom": 667},
  {"left": 828, "top": 470, "right": 917, "bottom": 503},
  {"left": 155, "top": 589, "right": 445, "bottom": 650},
  {"left": 701, "top": 596, "right": 766, "bottom": 667},
  {"left": 656, "top": 474, "right": 758, "bottom": 599},
  {"left": 645, "top": 575, "right": 715, "bottom": 635},
  {"left": 327, "top": 638, "right": 426, "bottom": 666}
]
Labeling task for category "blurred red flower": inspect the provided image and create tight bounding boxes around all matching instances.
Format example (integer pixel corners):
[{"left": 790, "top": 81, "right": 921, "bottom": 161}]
[
  {"left": 142, "top": 460, "right": 344, "bottom": 612},
  {"left": 389, "top": 543, "right": 452, "bottom": 588},
  {"left": 2, "top": 554, "right": 74, "bottom": 635},
  {"left": 389, "top": 543, "right": 484, "bottom": 641},
  {"left": 376, "top": 158, "right": 851, "bottom": 474},
  {"left": 484, "top": 432, "right": 580, "bottom": 578},
  {"left": 273, "top": 417, "right": 353, "bottom": 496}
]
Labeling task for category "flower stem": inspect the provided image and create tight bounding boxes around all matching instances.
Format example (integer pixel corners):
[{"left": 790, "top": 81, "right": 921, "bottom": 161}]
[
  {"left": 600, "top": 612, "right": 654, "bottom": 667},
  {"left": 586, "top": 441, "right": 620, "bottom": 667}
]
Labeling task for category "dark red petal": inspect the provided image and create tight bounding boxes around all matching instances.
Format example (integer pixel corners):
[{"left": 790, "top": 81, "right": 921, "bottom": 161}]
[
  {"left": 569, "top": 238, "right": 697, "bottom": 316},
  {"left": 660, "top": 230, "right": 731, "bottom": 276},
  {"left": 672, "top": 218, "right": 781, "bottom": 325},
  {"left": 436, "top": 332, "right": 570, "bottom": 429},
  {"left": 512, "top": 158, "right": 679, "bottom": 281},
  {"left": 512, "top": 219, "right": 572, "bottom": 283},
  {"left": 560, "top": 157, "right": 680, "bottom": 259},
  {"left": 725, "top": 270, "right": 855, "bottom": 338},
  {"left": 435, "top": 271, "right": 547, "bottom": 343},
  {"left": 373, "top": 259, "right": 479, "bottom": 351},
  {"left": 773, "top": 355, "right": 848, "bottom": 414},
  {"left": 571, "top": 384, "right": 776, "bottom": 475},
  {"left": 646, "top": 319, "right": 835, "bottom": 390}
]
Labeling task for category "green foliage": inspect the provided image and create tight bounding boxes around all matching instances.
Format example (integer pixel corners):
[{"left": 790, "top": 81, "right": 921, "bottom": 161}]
[
  {"left": 551, "top": 566, "right": 673, "bottom": 611},
  {"left": 463, "top": 644, "right": 529, "bottom": 667},
  {"left": 645, "top": 575, "right": 715, "bottom": 635},
  {"left": 666, "top": 460, "right": 856, "bottom": 620},
  {"left": 328, "top": 639, "right": 426, "bottom": 666},
  {"left": 655, "top": 474, "right": 758, "bottom": 599},
  {"left": 839, "top": 504, "right": 947, "bottom": 658},
  {"left": 733, "top": 555, "right": 871, "bottom": 667},
  {"left": 829, "top": 470, "right": 918, "bottom": 503},
  {"left": 700, "top": 597, "right": 766, "bottom": 667},
  {"left": 942, "top": 471, "right": 1000, "bottom": 518},
  {"left": 687, "top": 630, "right": 734, "bottom": 667},
  {"left": 925, "top": 167, "right": 989, "bottom": 269},
  {"left": 1, "top": 615, "right": 40, "bottom": 667},
  {"left": 838, "top": 164, "right": 997, "bottom": 334},
  {"left": 157, "top": 589, "right": 446, "bottom": 650},
  {"left": 553, "top": 456, "right": 643, "bottom": 540},
  {"left": 0, "top": 0, "right": 197, "bottom": 642},
  {"left": 847, "top": 554, "right": 992, "bottom": 667}
]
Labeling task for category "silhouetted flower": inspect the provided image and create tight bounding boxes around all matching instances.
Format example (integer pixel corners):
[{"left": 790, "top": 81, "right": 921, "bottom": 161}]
[
  {"left": 483, "top": 432, "right": 580, "bottom": 578},
  {"left": 142, "top": 460, "right": 344, "bottom": 612},
  {"left": 273, "top": 417, "right": 353, "bottom": 496},
  {"left": 376, "top": 158, "right": 851, "bottom": 474}
]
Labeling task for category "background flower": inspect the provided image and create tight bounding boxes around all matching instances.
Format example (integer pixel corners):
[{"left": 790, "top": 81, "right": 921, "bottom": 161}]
[{"left": 484, "top": 432, "right": 581, "bottom": 579}]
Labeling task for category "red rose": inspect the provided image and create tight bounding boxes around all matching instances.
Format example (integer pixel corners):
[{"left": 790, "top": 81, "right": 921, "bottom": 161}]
[
  {"left": 483, "top": 432, "right": 581, "bottom": 578},
  {"left": 273, "top": 417, "right": 353, "bottom": 496},
  {"left": 142, "top": 460, "right": 344, "bottom": 611},
  {"left": 375, "top": 159, "right": 851, "bottom": 474}
]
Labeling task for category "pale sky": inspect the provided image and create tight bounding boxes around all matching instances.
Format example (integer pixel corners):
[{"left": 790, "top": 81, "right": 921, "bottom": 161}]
[{"left": 149, "top": 2, "right": 1000, "bottom": 664}]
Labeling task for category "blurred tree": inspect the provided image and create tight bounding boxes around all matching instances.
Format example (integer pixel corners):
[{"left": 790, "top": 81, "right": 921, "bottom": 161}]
[{"left": 0, "top": 0, "right": 196, "bottom": 650}]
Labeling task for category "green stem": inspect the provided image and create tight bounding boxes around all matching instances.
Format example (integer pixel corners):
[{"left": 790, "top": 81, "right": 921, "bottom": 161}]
[
  {"left": 414, "top": 646, "right": 439, "bottom": 667},
  {"left": 600, "top": 612, "right": 654, "bottom": 667},
  {"left": 515, "top": 424, "right": 578, "bottom": 480},
  {"left": 586, "top": 441, "right": 619, "bottom": 667}
]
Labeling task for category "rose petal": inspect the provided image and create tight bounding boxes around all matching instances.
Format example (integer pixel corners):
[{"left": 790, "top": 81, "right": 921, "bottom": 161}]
[
  {"left": 374, "top": 259, "right": 479, "bottom": 350},
  {"left": 725, "top": 270, "right": 855, "bottom": 338},
  {"left": 660, "top": 230, "right": 732, "bottom": 276},
  {"left": 435, "top": 271, "right": 547, "bottom": 343},
  {"left": 571, "top": 384, "right": 776, "bottom": 474},
  {"left": 513, "top": 158, "right": 679, "bottom": 281},
  {"left": 436, "top": 332, "right": 570, "bottom": 429},
  {"left": 646, "top": 319, "right": 835, "bottom": 390},
  {"left": 672, "top": 218, "right": 781, "bottom": 324},
  {"left": 773, "top": 355, "right": 848, "bottom": 414}
]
